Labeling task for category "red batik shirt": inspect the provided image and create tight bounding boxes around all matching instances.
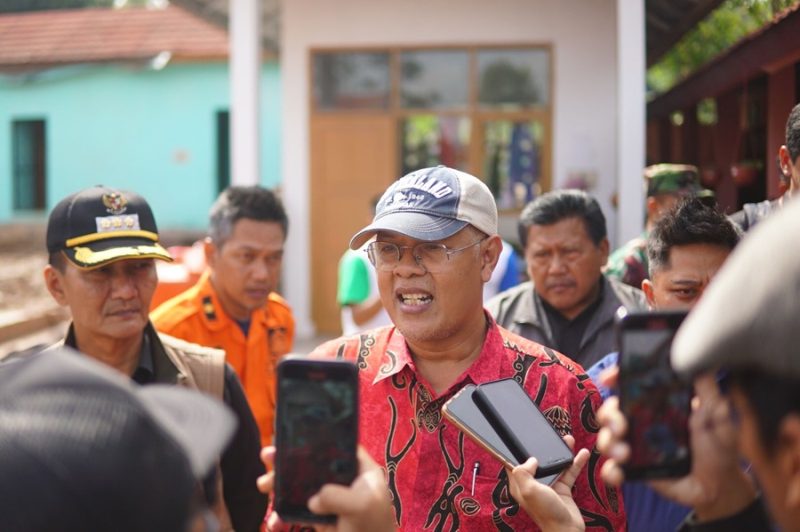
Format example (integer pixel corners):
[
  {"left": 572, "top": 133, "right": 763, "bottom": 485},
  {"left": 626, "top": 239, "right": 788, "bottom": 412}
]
[{"left": 309, "top": 315, "right": 626, "bottom": 531}]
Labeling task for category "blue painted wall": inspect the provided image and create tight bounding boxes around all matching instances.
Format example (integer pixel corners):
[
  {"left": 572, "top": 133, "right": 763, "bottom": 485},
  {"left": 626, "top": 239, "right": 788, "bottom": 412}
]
[{"left": 0, "top": 61, "right": 281, "bottom": 229}]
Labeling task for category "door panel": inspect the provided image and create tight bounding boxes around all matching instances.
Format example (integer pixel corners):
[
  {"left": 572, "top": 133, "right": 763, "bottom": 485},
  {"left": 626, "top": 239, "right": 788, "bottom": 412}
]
[{"left": 310, "top": 114, "right": 396, "bottom": 334}]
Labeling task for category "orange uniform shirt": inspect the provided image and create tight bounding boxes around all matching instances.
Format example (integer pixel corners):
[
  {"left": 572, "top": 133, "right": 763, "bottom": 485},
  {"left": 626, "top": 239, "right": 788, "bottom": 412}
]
[{"left": 151, "top": 271, "right": 294, "bottom": 446}]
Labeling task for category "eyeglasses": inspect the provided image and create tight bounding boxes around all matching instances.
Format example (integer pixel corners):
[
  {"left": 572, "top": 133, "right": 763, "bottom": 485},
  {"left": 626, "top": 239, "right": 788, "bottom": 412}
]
[{"left": 366, "top": 238, "right": 486, "bottom": 273}]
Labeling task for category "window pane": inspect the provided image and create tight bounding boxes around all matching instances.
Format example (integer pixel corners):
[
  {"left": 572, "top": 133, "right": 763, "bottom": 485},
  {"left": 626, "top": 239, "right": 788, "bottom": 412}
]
[
  {"left": 400, "top": 115, "right": 471, "bottom": 176},
  {"left": 216, "top": 110, "right": 230, "bottom": 194},
  {"left": 478, "top": 49, "right": 549, "bottom": 108},
  {"left": 12, "top": 120, "right": 46, "bottom": 211},
  {"left": 400, "top": 50, "right": 469, "bottom": 109},
  {"left": 313, "top": 52, "right": 390, "bottom": 110},
  {"left": 483, "top": 120, "right": 544, "bottom": 210}
]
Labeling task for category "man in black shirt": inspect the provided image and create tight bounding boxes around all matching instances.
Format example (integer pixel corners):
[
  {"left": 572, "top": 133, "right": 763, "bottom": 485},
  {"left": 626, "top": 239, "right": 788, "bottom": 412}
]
[{"left": 487, "top": 189, "right": 646, "bottom": 368}]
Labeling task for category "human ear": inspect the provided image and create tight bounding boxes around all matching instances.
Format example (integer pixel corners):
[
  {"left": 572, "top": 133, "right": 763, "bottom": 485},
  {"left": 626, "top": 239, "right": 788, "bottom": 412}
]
[
  {"left": 779, "top": 146, "right": 792, "bottom": 177},
  {"left": 43, "top": 264, "right": 69, "bottom": 307},
  {"left": 778, "top": 414, "right": 800, "bottom": 509},
  {"left": 203, "top": 237, "right": 218, "bottom": 269},
  {"left": 642, "top": 279, "right": 656, "bottom": 308},
  {"left": 598, "top": 237, "right": 610, "bottom": 263},
  {"left": 646, "top": 196, "right": 659, "bottom": 221},
  {"left": 481, "top": 236, "right": 503, "bottom": 283}
]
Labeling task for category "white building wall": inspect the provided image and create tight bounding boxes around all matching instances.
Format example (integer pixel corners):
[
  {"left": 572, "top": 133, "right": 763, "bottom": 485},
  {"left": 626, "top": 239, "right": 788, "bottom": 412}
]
[{"left": 282, "top": 0, "right": 625, "bottom": 337}]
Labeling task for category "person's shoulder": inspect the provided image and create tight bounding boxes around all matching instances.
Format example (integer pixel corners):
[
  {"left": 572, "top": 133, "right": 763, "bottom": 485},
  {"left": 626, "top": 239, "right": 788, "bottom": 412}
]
[
  {"left": 157, "top": 332, "right": 227, "bottom": 397},
  {"left": 586, "top": 351, "right": 618, "bottom": 382},
  {"left": 497, "top": 325, "right": 586, "bottom": 378},
  {"left": 618, "top": 234, "right": 647, "bottom": 254},
  {"left": 606, "top": 277, "right": 647, "bottom": 309},
  {"left": 486, "top": 280, "right": 532, "bottom": 312},
  {"left": 308, "top": 326, "right": 394, "bottom": 361},
  {"left": 267, "top": 292, "right": 293, "bottom": 313},
  {"left": 728, "top": 207, "right": 747, "bottom": 230},
  {"left": 731, "top": 199, "right": 776, "bottom": 232},
  {"left": 606, "top": 235, "right": 646, "bottom": 267},
  {"left": 1, "top": 343, "right": 51, "bottom": 363},
  {"left": 150, "top": 285, "right": 205, "bottom": 330},
  {"left": 158, "top": 331, "right": 225, "bottom": 360},
  {"left": 499, "top": 331, "right": 600, "bottom": 405}
]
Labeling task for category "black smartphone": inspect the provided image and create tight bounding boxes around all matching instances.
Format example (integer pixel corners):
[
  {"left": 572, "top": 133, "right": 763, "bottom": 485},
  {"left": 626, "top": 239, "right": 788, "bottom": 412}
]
[
  {"left": 442, "top": 384, "right": 561, "bottom": 485},
  {"left": 442, "top": 384, "right": 518, "bottom": 468},
  {"left": 617, "top": 309, "right": 692, "bottom": 480},
  {"left": 472, "top": 379, "right": 574, "bottom": 479},
  {"left": 273, "top": 358, "right": 359, "bottom": 524}
]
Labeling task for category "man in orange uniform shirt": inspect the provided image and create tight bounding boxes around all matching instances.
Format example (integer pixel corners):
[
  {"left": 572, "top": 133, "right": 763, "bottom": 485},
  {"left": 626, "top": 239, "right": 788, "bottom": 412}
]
[{"left": 152, "top": 186, "right": 294, "bottom": 446}]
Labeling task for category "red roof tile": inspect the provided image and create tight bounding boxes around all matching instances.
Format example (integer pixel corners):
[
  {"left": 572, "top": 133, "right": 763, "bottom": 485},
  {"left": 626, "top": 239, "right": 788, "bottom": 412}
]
[{"left": 0, "top": 5, "right": 229, "bottom": 70}]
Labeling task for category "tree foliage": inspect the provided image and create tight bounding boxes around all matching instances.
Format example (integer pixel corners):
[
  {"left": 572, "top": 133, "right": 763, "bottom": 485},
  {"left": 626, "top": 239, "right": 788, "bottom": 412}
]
[{"left": 647, "top": 0, "right": 799, "bottom": 98}]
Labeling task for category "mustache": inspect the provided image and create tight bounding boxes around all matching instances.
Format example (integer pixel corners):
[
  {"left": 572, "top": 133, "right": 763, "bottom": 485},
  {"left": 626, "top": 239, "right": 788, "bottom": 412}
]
[
  {"left": 544, "top": 280, "right": 576, "bottom": 289},
  {"left": 106, "top": 306, "right": 142, "bottom": 314}
]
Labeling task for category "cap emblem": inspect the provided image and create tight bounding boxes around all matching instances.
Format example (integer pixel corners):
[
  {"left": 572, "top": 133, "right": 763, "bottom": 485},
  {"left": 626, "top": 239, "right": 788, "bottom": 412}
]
[
  {"left": 102, "top": 192, "right": 127, "bottom": 215},
  {"left": 96, "top": 213, "right": 141, "bottom": 233}
]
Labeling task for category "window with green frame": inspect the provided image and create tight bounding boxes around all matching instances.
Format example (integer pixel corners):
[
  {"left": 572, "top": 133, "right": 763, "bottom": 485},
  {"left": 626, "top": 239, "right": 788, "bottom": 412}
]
[{"left": 12, "top": 119, "right": 47, "bottom": 211}]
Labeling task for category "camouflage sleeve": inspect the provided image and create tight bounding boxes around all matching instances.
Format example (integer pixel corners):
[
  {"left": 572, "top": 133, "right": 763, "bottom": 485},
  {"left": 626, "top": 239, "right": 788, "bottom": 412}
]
[{"left": 605, "top": 239, "right": 648, "bottom": 290}]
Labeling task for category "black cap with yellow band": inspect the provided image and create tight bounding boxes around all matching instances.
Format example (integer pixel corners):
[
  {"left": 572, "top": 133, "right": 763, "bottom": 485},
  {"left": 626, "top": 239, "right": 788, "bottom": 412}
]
[{"left": 46, "top": 186, "right": 173, "bottom": 269}]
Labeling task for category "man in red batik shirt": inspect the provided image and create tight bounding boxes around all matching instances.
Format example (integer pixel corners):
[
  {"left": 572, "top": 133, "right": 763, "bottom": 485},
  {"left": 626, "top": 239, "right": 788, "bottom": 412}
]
[{"left": 261, "top": 166, "right": 626, "bottom": 531}]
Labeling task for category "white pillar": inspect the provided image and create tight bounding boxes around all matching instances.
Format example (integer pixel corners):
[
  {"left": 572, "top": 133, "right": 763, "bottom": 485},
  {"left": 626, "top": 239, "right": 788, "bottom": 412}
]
[
  {"left": 616, "top": 0, "right": 646, "bottom": 244},
  {"left": 229, "top": 0, "right": 261, "bottom": 186},
  {"left": 281, "top": 0, "right": 315, "bottom": 338}
]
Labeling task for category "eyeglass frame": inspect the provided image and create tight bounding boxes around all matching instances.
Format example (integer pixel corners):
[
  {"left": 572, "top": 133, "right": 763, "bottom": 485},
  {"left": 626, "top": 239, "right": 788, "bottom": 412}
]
[{"left": 365, "top": 237, "right": 487, "bottom": 272}]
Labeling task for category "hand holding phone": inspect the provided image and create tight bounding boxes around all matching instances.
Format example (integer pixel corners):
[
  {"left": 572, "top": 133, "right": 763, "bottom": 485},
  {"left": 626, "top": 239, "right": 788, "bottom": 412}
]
[
  {"left": 273, "top": 358, "right": 359, "bottom": 524},
  {"left": 617, "top": 310, "right": 692, "bottom": 480}
]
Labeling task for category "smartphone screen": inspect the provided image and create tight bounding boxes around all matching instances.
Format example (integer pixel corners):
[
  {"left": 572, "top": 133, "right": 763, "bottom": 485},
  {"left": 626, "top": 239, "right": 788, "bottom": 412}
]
[
  {"left": 618, "top": 311, "right": 692, "bottom": 480},
  {"left": 473, "top": 379, "right": 573, "bottom": 478},
  {"left": 442, "top": 384, "right": 561, "bottom": 485},
  {"left": 273, "top": 358, "right": 359, "bottom": 523}
]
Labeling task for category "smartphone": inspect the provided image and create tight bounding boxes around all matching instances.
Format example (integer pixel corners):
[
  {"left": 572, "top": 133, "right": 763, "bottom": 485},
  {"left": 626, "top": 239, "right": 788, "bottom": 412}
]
[
  {"left": 273, "top": 358, "right": 359, "bottom": 523},
  {"left": 442, "top": 384, "right": 561, "bottom": 485},
  {"left": 617, "top": 309, "right": 692, "bottom": 480},
  {"left": 473, "top": 379, "right": 574, "bottom": 478}
]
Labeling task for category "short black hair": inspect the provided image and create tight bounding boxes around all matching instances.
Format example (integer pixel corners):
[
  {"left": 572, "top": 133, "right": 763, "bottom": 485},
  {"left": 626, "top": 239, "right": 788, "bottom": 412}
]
[
  {"left": 648, "top": 198, "right": 741, "bottom": 275},
  {"left": 729, "top": 368, "right": 800, "bottom": 454},
  {"left": 786, "top": 102, "right": 800, "bottom": 163},
  {"left": 48, "top": 252, "right": 66, "bottom": 272},
  {"left": 517, "top": 189, "right": 606, "bottom": 248},
  {"left": 208, "top": 186, "right": 288, "bottom": 246}
]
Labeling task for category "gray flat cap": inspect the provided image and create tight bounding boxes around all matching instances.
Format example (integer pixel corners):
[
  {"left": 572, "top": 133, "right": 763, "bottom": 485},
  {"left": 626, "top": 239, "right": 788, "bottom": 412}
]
[{"left": 672, "top": 196, "right": 800, "bottom": 377}]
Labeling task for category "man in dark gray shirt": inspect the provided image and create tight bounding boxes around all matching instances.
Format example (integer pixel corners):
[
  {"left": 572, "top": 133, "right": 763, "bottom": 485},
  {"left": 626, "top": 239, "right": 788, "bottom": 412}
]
[{"left": 487, "top": 189, "right": 646, "bottom": 368}]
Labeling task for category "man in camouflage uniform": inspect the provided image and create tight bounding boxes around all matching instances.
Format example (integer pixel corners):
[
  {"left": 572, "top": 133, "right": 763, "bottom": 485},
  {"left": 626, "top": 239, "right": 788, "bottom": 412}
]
[{"left": 604, "top": 164, "right": 712, "bottom": 289}]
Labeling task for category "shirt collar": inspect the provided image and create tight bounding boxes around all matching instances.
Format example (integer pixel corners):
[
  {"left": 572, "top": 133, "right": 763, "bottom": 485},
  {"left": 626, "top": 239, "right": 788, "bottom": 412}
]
[
  {"left": 131, "top": 333, "right": 154, "bottom": 384},
  {"left": 197, "top": 271, "right": 271, "bottom": 331},
  {"left": 514, "top": 283, "right": 544, "bottom": 327},
  {"left": 372, "top": 312, "right": 508, "bottom": 388},
  {"left": 63, "top": 323, "right": 156, "bottom": 384},
  {"left": 540, "top": 276, "right": 605, "bottom": 325}
]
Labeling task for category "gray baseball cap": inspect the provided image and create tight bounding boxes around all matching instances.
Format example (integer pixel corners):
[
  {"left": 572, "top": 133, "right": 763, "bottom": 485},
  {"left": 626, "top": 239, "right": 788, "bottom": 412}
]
[
  {"left": 672, "top": 196, "right": 800, "bottom": 377},
  {"left": 350, "top": 166, "right": 498, "bottom": 249}
]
